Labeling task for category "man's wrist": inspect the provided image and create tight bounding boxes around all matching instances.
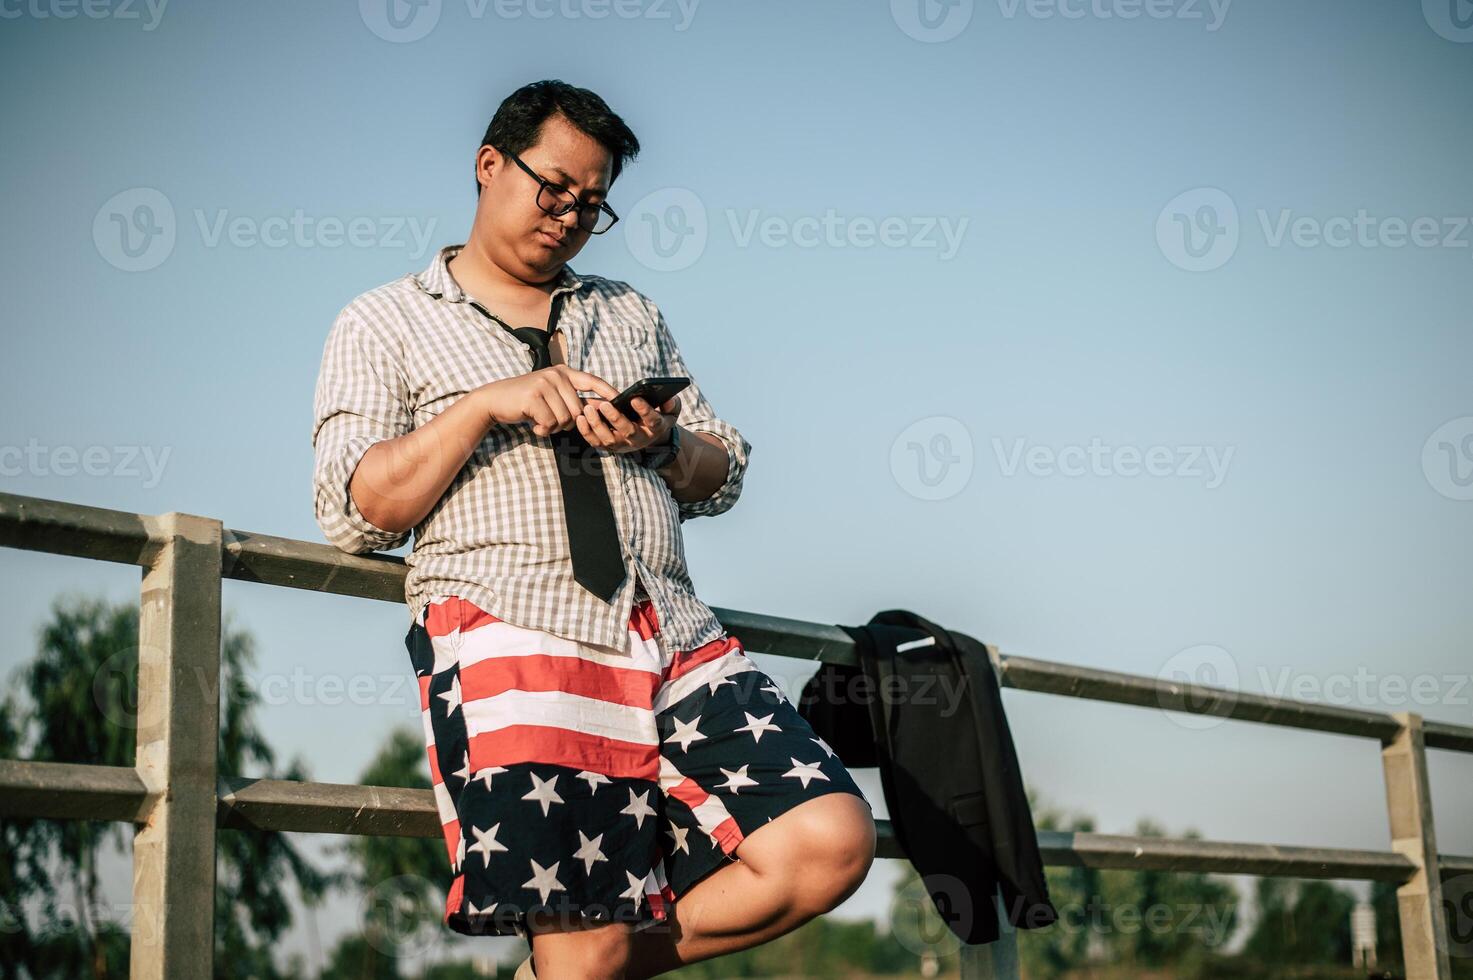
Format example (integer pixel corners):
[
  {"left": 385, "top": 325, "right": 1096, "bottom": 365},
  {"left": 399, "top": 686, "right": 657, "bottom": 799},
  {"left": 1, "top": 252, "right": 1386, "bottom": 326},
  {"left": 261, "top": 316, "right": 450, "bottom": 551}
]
[{"left": 640, "top": 423, "right": 682, "bottom": 470}]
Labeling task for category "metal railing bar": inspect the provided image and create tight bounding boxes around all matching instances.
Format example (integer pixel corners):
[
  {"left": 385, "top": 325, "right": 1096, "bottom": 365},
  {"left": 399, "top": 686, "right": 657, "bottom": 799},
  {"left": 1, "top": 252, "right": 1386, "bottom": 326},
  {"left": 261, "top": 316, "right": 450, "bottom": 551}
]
[{"left": 0, "top": 758, "right": 153, "bottom": 822}]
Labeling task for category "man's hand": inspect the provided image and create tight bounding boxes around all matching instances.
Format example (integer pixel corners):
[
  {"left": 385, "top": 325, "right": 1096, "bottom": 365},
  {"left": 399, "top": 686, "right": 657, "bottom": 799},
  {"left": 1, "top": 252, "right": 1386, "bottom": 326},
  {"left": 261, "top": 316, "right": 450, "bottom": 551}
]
[
  {"left": 480, "top": 366, "right": 621, "bottom": 438},
  {"left": 575, "top": 394, "right": 680, "bottom": 454}
]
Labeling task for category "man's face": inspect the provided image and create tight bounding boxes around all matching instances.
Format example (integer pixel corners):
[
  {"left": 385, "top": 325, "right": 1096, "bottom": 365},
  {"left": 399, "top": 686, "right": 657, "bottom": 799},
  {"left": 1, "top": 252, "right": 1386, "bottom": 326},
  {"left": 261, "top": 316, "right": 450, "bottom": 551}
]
[{"left": 476, "top": 112, "right": 614, "bottom": 283}]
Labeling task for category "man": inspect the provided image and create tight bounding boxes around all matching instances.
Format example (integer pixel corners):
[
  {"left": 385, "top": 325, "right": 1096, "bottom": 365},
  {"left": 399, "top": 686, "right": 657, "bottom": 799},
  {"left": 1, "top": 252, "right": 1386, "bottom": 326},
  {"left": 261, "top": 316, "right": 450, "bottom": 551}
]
[{"left": 311, "top": 80, "right": 876, "bottom": 979}]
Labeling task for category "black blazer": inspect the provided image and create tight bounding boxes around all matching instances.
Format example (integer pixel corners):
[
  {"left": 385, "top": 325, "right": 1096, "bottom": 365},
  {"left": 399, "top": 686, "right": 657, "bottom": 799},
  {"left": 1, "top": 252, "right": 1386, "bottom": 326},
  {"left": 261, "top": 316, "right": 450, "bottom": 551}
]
[{"left": 797, "top": 609, "right": 1057, "bottom": 945}]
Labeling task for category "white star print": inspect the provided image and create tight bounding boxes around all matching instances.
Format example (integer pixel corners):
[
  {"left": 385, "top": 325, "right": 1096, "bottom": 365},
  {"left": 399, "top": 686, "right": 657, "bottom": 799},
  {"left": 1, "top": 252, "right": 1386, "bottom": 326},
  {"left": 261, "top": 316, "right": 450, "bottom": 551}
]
[
  {"left": 450, "top": 752, "right": 471, "bottom": 784},
  {"left": 523, "top": 859, "right": 565, "bottom": 904},
  {"left": 619, "top": 870, "right": 645, "bottom": 910},
  {"left": 454, "top": 834, "right": 465, "bottom": 871},
  {"left": 760, "top": 680, "right": 788, "bottom": 702},
  {"left": 666, "top": 823, "right": 690, "bottom": 855},
  {"left": 707, "top": 673, "right": 738, "bottom": 695},
  {"left": 621, "top": 788, "right": 656, "bottom": 828},
  {"left": 467, "top": 898, "right": 497, "bottom": 918},
  {"left": 735, "top": 711, "right": 782, "bottom": 744},
  {"left": 783, "top": 757, "right": 830, "bottom": 789},
  {"left": 574, "top": 831, "right": 609, "bottom": 874},
  {"left": 522, "top": 773, "right": 565, "bottom": 816},
  {"left": 667, "top": 715, "right": 707, "bottom": 753},
  {"left": 436, "top": 675, "right": 462, "bottom": 714},
  {"left": 472, "top": 765, "right": 508, "bottom": 790},
  {"left": 576, "top": 771, "right": 611, "bottom": 795},
  {"left": 810, "top": 735, "right": 836, "bottom": 758},
  {"left": 466, "top": 822, "right": 509, "bottom": 867},
  {"left": 717, "top": 764, "right": 758, "bottom": 794}
]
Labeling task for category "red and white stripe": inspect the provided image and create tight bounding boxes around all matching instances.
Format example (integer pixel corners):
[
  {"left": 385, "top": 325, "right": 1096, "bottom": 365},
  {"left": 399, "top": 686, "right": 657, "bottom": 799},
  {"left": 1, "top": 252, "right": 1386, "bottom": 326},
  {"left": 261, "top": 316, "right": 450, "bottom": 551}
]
[{"left": 419, "top": 595, "right": 749, "bottom": 922}]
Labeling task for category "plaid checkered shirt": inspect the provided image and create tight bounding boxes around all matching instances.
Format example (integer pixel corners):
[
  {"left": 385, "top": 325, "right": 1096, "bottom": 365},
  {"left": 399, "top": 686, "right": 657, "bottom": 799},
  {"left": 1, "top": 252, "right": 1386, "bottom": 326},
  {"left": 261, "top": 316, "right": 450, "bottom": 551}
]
[{"left": 311, "top": 244, "right": 753, "bottom": 652}]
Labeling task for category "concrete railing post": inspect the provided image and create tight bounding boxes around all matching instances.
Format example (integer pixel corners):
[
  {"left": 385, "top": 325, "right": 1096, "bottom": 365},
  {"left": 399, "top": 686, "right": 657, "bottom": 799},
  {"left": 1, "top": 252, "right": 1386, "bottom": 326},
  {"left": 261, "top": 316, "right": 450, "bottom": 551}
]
[
  {"left": 1382, "top": 711, "right": 1453, "bottom": 979},
  {"left": 130, "top": 512, "right": 223, "bottom": 980},
  {"left": 959, "top": 886, "right": 1022, "bottom": 979}
]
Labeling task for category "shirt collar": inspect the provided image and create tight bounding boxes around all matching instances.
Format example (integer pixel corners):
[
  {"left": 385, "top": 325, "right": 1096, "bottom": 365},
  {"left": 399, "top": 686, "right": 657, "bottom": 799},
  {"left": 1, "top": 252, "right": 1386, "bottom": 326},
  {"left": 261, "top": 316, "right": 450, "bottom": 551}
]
[{"left": 414, "top": 243, "right": 585, "bottom": 304}]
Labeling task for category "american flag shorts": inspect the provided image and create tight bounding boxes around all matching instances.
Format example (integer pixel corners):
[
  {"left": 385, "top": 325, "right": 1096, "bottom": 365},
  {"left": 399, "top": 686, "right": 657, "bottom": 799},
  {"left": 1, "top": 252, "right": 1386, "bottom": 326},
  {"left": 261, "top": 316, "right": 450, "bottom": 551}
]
[{"left": 404, "top": 593, "right": 871, "bottom": 940}]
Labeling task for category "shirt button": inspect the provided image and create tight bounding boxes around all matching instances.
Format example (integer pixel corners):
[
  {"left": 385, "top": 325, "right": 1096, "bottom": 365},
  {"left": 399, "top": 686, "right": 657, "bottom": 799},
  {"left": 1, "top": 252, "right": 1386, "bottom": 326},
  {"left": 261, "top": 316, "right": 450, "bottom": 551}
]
[{"left": 521, "top": 343, "right": 531, "bottom": 351}]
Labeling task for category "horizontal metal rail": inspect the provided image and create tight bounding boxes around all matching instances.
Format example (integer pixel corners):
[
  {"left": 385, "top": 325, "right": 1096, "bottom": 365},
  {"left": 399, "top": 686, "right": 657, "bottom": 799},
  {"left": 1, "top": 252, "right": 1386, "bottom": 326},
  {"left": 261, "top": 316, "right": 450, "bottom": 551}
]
[{"left": 6, "top": 759, "right": 1470, "bottom": 883}]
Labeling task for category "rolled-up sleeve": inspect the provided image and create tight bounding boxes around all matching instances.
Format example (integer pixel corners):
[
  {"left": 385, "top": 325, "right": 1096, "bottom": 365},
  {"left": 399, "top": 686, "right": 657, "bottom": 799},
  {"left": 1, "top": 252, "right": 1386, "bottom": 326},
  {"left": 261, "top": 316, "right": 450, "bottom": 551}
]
[
  {"left": 645, "top": 297, "right": 753, "bottom": 522},
  {"left": 311, "top": 306, "right": 414, "bottom": 554}
]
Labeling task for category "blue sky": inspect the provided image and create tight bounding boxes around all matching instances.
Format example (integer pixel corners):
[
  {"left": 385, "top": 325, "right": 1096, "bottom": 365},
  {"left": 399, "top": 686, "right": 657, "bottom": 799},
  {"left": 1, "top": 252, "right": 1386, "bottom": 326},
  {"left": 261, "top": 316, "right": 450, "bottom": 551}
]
[{"left": 2, "top": 0, "right": 1471, "bottom": 971}]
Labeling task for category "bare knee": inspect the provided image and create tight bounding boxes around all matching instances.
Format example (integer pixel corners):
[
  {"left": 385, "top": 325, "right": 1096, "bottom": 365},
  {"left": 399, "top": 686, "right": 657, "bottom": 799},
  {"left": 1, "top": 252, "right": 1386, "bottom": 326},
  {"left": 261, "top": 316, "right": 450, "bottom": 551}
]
[
  {"left": 746, "top": 794, "right": 877, "bottom": 917},
  {"left": 529, "top": 916, "right": 634, "bottom": 979}
]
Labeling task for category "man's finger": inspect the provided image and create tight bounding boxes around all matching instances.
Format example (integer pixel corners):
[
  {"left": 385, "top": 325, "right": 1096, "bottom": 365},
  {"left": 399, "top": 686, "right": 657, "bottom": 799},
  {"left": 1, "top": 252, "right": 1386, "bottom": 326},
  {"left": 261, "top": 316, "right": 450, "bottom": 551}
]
[
  {"left": 572, "top": 370, "right": 620, "bottom": 400},
  {"left": 594, "top": 398, "right": 636, "bottom": 437},
  {"left": 584, "top": 401, "right": 618, "bottom": 443}
]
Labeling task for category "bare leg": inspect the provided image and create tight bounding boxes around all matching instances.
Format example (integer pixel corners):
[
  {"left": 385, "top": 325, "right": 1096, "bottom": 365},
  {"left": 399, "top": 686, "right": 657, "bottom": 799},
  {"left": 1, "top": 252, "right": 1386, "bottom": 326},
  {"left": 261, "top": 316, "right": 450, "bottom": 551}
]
[
  {"left": 622, "top": 792, "right": 876, "bottom": 978},
  {"left": 526, "top": 912, "right": 638, "bottom": 980}
]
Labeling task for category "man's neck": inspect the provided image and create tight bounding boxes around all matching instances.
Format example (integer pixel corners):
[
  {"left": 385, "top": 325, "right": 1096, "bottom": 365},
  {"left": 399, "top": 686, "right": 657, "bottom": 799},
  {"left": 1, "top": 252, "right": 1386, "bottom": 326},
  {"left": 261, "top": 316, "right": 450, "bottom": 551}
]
[{"left": 449, "top": 239, "right": 561, "bottom": 308}]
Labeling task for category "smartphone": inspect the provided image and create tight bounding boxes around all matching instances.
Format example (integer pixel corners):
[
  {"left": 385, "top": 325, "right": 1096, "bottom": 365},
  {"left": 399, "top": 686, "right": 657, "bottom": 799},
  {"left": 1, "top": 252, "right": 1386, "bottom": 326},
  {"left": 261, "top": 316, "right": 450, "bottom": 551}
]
[{"left": 599, "top": 377, "right": 689, "bottom": 421}]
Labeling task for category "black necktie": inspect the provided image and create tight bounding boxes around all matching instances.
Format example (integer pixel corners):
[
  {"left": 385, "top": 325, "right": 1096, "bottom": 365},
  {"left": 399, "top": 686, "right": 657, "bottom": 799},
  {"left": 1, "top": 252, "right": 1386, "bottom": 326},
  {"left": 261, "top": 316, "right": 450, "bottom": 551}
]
[{"left": 498, "top": 296, "right": 626, "bottom": 604}]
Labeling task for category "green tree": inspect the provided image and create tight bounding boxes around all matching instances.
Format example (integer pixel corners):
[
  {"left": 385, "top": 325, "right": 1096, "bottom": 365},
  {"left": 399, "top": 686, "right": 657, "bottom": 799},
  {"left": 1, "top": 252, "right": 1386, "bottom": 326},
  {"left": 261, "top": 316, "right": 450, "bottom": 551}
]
[
  {"left": 1, "top": 593, "right": 338, "bottom": 979},
  {"left": 319, "top": 932, "right": 403, "bottom": 980},
  {"left": 1241, "top": 877, "right": 1355, "bottom": 966},
  {"left": 326, "top": 726, "right": 447, "bottom": 974},
  {"left": 1018, "top": 805, "right": 1240, "bottom": 979},
  {"left": 0, "top": 690, "right": 57, "bottom": 979},
  {"left": 1094, "top": 819, "right": 1239, "bottom": 972}
]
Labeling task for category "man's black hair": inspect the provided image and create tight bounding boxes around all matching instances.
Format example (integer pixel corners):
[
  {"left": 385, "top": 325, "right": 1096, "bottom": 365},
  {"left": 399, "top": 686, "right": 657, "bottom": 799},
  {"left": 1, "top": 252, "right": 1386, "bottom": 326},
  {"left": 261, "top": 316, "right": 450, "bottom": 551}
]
[{"left": 476, "top": 79, "right": 640, "bottom": 197}]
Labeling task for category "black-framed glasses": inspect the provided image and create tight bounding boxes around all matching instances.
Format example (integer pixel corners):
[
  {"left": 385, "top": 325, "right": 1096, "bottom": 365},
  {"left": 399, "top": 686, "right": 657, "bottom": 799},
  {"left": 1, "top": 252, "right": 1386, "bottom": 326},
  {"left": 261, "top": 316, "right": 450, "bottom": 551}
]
[{"left": 499, "top": 146, "right": 619, "bottom": 235}]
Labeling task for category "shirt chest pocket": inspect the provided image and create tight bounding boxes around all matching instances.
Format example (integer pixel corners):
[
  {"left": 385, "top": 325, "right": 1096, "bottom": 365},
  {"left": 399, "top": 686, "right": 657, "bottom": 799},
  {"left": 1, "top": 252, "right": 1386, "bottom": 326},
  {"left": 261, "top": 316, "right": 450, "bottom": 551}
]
[{"left": 583, "top": 311, "right": 661, "bottom": 393}]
